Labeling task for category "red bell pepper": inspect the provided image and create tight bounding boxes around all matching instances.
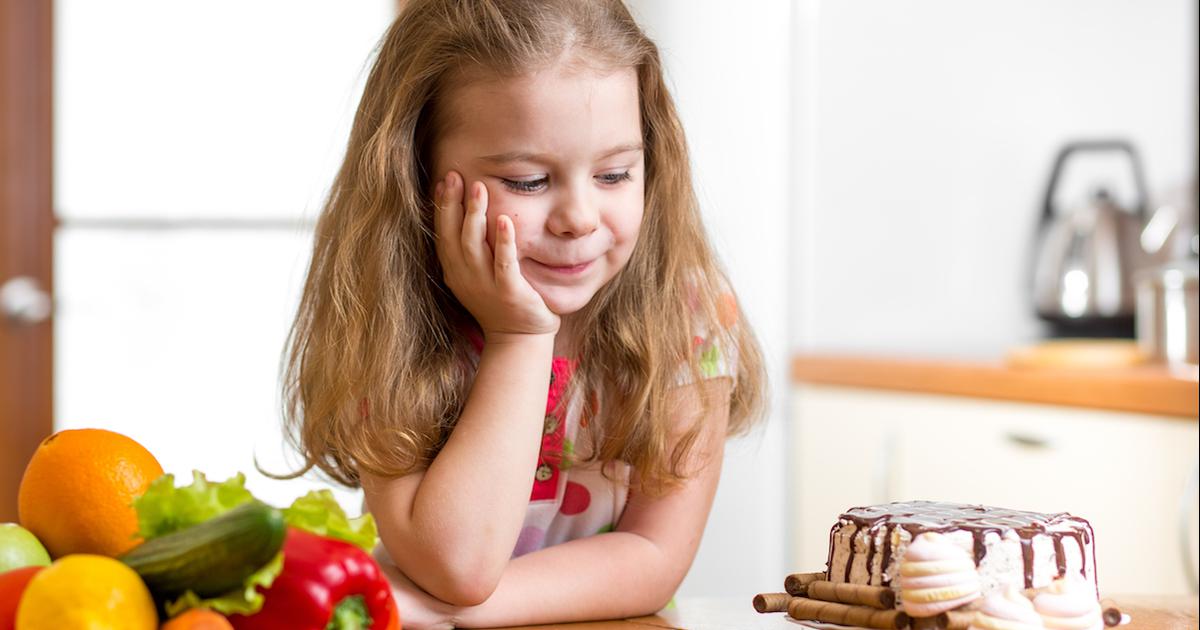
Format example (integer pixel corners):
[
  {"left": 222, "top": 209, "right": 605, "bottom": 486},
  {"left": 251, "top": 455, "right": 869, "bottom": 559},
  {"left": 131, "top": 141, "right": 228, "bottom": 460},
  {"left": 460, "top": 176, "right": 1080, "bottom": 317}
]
[{"left": 228, "top": 528, "right": 400, "bottom": 630}]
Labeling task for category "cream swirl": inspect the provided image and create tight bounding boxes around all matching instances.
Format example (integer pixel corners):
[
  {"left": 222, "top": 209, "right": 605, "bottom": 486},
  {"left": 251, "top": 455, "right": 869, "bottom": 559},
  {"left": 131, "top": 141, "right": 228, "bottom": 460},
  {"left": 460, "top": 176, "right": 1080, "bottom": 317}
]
[
  {"left": 967, "top": 585, "right": 1045, "bottom": 630},
  {"left": 1034, "top": 577, "right": 1103, "bottom": 630},
  {"left": 899, "top": 532, "right": 982, "bottom": 617}
]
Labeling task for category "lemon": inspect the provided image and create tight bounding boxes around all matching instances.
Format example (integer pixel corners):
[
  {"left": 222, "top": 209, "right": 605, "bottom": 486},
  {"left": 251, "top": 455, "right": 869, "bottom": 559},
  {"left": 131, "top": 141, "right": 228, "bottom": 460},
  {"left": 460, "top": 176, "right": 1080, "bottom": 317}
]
[{"left": 15, "top": 554, "right": 158, "bottom": 630}]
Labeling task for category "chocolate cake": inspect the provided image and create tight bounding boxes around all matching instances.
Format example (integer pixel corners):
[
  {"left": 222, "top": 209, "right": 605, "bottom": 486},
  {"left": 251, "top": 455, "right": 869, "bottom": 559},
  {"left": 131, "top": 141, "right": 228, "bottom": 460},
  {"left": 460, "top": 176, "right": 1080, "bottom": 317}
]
[{"left": 826, "top": 501, "right": 1098, "bottom": 605}]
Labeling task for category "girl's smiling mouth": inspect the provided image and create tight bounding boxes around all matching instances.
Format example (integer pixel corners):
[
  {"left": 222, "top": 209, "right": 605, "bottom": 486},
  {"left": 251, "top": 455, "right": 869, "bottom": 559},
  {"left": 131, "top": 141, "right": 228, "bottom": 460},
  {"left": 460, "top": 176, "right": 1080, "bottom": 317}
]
[{"left": 530, "top": 258, "right": 594, "bottom": 275}]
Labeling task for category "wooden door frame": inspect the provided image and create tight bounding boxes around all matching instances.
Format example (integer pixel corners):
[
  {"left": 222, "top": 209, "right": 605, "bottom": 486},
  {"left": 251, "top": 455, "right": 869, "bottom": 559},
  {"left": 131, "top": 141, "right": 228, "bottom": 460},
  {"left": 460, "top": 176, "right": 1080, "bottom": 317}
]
[{"left": 0, "top": 0, "right": 54, "bottom": 522}]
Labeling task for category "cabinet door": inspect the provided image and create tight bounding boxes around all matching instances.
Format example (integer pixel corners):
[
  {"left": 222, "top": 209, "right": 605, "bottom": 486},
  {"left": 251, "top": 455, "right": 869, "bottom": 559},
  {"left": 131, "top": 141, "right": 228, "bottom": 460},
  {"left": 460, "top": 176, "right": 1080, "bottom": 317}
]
[
  {"left": 792, "top": 385, "right": 900, "bottom": 574},
  {"left": 885, "top": 391, "right": 1196, "bottom": 595}
]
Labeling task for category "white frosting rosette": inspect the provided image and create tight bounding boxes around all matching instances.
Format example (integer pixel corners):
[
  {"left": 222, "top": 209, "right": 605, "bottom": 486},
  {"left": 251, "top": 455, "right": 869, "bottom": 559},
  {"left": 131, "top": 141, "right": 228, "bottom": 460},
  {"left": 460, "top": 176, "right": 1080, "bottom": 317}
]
[
  {"left": 900, "top": 532, "right": 983, "bottom": 617},
  {"left": 1033, "top": 577, "right": 1103, "bottom": 630},
  {"left": 968, "top": 585, "right": 1046, "bottom": 630}
]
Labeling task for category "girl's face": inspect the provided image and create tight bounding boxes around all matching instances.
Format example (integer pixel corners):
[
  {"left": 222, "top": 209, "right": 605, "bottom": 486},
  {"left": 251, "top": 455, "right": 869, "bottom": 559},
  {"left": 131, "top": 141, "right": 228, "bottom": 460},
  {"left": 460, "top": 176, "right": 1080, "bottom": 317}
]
[{"left": 430, "top": 64, "right": 645, "bottom": 318}]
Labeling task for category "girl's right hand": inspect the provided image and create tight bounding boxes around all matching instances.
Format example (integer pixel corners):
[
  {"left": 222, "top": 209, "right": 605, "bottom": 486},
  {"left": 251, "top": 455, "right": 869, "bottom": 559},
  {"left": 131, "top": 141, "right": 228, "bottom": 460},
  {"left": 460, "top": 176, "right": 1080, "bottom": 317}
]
[{"left": 433, "top": 171, "right": 560, "bottom": 341}]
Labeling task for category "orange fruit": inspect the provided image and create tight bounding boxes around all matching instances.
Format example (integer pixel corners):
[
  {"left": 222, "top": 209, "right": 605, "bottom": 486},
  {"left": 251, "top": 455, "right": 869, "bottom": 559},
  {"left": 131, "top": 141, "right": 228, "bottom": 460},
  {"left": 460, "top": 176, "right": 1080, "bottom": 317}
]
[
  {"left": 17, "top": 429, "right": 164, "bottom": 558},
  {"left": 15, "top": 554, "right": 157, "bottom": 629},
  {"left": 161, "top": 608, "right": 234, "bottom": 630}
]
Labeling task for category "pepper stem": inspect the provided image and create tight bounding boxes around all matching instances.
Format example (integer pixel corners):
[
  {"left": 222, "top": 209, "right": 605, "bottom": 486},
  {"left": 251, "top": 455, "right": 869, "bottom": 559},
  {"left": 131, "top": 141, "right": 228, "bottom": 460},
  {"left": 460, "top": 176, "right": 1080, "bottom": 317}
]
[{"left": 327, "top": 595, "right": 373, "bottom": 630}]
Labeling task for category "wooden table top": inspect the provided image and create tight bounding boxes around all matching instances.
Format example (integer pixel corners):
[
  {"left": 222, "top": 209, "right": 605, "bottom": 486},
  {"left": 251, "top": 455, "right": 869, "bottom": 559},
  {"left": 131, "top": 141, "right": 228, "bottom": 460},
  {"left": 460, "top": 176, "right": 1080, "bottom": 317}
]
[
  {"left": 494, "top": 595, "right": 1198, "bottom": 629},
  {"left": 791, "top": 354, "right": 1199, "bottom": 418}
]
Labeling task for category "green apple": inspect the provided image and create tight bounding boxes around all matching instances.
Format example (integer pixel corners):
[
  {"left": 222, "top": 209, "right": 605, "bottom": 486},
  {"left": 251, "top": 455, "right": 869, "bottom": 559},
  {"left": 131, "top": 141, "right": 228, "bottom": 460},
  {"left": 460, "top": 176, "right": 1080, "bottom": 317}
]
[{"left": 0, "top": 522, "right": 51, "bottom": 571}]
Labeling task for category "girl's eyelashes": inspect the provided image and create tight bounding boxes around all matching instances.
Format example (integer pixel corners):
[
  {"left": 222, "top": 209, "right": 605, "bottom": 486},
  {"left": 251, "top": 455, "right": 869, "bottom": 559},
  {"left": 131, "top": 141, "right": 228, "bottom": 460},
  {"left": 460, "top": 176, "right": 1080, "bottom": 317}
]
[
  {"left": 499, "top": 171, "right": 634, "bottom": 194},
  {"left": 597, "top": 171, "right": 634, "bottom": 185},
  {"left": 502, "top": 176, "right": 549, "bottom": 193}
]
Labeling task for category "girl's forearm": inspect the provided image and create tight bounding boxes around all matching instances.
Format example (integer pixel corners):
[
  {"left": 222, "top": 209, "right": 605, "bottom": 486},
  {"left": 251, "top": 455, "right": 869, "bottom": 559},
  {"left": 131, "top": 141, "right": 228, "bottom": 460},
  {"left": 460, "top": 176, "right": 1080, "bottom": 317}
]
[
  {"left": 452, "top": 531, "right": 678, "bottom": 627},
  {"left": 406, "top": 333, "right": 555, "bottom": 600}
]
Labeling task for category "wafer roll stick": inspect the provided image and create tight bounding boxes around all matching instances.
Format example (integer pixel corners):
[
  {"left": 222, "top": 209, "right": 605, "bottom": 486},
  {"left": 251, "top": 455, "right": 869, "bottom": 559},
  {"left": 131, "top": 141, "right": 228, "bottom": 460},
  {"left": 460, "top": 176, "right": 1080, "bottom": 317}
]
[
  {"left": 752, "top": 593, "right": 792, "bottom": 613},
  {"left": 784, "top": 571, "right": 826, "bottom": 596},
  {"left": 910, "top": 610, "right": 975, "bottom": 630},
  {"left": 1100, "top": 599, "right": 1123, "bottom": 627},
  {"left": 807, "top": 580, "right": 896, "bottom": 609},
  {"left": 787, "top": 597, "right": 909, "bottom": 630}
]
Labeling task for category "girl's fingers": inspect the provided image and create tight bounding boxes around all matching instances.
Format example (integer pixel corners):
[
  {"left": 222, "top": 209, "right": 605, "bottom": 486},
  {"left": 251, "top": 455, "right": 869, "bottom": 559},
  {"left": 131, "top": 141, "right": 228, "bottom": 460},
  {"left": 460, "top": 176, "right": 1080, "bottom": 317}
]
[
  {"left": 460, "top": 181, "right": 492, "bottom": 271},
  {"left": 432, "top": 172, "right": 463, "bottom": 264},
  {"left": 493, "top": 214, "right": 523, "bottom": 290}
]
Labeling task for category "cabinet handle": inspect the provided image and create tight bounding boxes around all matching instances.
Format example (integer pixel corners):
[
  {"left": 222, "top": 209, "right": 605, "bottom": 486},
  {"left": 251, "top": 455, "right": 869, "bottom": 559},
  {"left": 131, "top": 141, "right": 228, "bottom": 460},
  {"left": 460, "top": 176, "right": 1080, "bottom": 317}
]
[
  {"left": 1180, "top": 457, "right": 1199, "bottom": 594},
  {"left": 1005, "top": 431, "right": 1054, "bottom": 449}
]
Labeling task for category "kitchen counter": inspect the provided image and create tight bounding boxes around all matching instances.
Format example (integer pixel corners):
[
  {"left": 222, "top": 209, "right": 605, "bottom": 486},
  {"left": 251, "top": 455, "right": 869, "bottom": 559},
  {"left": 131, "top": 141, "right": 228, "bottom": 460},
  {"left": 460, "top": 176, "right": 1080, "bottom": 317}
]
[
  {"left": 492, "top": 595, "right": 1199, "bottom": 629},
  {"left": 792, "top": 354, "right": 1198, "bottom": 418}
]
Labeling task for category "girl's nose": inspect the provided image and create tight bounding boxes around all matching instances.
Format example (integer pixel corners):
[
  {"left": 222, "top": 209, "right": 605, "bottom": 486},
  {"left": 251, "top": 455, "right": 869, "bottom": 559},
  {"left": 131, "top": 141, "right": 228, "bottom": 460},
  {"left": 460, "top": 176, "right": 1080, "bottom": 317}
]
[{"left": 547, "top": 186, "right": 599, "bottom": 238}]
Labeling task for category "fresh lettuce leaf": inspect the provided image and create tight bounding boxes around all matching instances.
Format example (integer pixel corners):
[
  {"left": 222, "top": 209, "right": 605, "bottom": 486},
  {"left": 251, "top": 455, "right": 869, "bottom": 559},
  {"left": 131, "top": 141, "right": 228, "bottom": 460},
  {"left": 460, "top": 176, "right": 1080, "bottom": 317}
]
[
  {"left": 134, "top": 471, "right": 256, "bottom": 540},
  {"left": 283, "top": 489, "right": 378, "bottom": 551},
  {"left": 164, "top": 551, "right": 285, "bottom": 618}
]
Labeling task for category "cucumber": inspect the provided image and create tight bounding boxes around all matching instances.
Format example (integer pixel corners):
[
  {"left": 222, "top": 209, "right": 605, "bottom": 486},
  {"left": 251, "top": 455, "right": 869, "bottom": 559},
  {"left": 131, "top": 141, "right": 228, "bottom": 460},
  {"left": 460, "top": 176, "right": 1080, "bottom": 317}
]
[{"left": 120, "top": 500, "right": 286, "bottom": 599}]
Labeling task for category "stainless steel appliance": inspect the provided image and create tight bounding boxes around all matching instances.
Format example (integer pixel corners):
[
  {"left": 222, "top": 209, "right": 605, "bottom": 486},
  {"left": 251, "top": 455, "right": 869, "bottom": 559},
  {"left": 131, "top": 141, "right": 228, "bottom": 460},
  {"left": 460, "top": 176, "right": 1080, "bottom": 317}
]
[
  {"left": 1135, "top": 260, "right": 1199, "bottom": 367},
  {"left": 1032, "top": 140, "right": 1148, "bottom": 337}
]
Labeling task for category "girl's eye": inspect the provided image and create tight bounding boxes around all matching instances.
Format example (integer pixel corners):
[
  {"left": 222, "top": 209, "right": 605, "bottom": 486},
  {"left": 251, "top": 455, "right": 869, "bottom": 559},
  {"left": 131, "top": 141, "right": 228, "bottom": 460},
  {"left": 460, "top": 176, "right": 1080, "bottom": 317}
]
[
  {"left": 501, "top": 177, "right": 548, "bottom": 193},
  {"left": 597, "top": 171, "right": 634, "bottom": 185},
  {"left": 499, "top": 172, "right": 634, "bottom": 194}
]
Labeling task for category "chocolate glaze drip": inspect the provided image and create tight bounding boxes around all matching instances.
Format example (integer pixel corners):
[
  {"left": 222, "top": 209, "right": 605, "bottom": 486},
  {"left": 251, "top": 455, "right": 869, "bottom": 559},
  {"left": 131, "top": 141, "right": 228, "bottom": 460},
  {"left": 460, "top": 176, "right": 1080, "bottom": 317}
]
[
  {"left": 824, "top": 522, "right": 837, "bottom": 577},
  {"left": 843, "top": 522, "right": 859, "bottom": 583},
  {"left": 865, "top": 523, "right": 878, "bottom": 585},
  {"left": 826, "top": 501, "right": 1095, "bottom": 589},
  {"left": 1053, "top": 536, "right": 1067, "bottom": 577},
  {"left": 1067, "top": 531, "right": 1086, "bottom": 577},
  {"left": 880, "top": 523, "right": 895, "bottom": 586},
  {"left": 1019, "top": 536, "right": 1034, "bottom": 587}
]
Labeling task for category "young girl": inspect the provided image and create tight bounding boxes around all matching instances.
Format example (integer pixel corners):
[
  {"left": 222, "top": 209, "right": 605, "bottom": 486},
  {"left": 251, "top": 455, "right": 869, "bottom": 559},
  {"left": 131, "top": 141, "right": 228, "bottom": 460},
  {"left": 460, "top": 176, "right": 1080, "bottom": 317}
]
[{"left": 280, "top": 0, "right": 766, "bottom": 627}]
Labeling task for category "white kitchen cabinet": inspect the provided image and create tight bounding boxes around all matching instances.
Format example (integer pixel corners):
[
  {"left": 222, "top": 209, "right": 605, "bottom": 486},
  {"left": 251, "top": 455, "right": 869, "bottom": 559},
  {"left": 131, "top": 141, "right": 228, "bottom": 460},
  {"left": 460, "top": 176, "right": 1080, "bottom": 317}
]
[{"left": 791, "top": 383, "right": 1199, "bottom": 595}]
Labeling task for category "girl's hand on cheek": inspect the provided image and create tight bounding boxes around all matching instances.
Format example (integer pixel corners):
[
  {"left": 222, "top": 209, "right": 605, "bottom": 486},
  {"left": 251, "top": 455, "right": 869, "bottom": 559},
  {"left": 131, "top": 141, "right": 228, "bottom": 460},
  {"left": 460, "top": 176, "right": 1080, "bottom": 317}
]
[{"left": 434, "top": 171, "right": 560, "bottom": 341}]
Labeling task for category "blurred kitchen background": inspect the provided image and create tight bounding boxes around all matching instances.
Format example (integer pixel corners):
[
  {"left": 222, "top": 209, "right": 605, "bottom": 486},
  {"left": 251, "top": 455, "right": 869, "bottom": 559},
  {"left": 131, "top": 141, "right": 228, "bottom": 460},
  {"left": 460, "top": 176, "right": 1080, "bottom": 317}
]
[{"left": 1, "top": 0, "right": 1197, "bottom": 601}]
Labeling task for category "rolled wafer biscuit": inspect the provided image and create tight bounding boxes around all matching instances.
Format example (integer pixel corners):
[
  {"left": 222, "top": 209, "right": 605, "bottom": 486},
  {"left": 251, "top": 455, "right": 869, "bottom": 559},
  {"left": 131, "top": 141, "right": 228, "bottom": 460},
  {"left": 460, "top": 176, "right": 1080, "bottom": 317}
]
[
  {"left": 752, "top": 592, "right": 792, "bottom": 613},
  {"left": 787, "top": 597, "right": 909, "bottom": 630},
  {"left": 910, "top": 610, "right": 975, "bottom": 630},
  {"left": 807, "top": 580, "right": 896, "bottom": 609},
  {"left": 784, "top": 571, "right": 826, "bottom": 596},
  {"left": 911, "top": 617, "right": 944, "bottom": 630},
  {"left": 1100, "top": 599, "right": 1122, "bottom": 627}
]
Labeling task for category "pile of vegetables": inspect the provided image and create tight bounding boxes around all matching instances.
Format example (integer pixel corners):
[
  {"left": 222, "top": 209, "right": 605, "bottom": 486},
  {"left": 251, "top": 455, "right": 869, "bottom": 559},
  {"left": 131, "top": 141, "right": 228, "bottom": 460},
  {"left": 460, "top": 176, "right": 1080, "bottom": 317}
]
[{"left": 120, "top": 472, "right": 400, "bottom": 630}]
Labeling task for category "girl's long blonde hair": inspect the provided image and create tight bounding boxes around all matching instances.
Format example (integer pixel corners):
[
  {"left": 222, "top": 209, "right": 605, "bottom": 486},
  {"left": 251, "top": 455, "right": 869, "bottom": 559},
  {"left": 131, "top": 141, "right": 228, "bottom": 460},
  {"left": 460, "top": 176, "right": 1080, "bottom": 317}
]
[{"left": 281, "top": 0, "right": 766, "bottom": 495}]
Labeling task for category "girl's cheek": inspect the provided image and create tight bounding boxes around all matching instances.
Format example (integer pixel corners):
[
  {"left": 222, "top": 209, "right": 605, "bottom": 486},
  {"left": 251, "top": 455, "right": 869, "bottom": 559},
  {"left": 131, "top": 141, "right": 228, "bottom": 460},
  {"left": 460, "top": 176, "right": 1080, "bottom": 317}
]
[
  {"left": 488, "top": 210, "right": 521, "bottom": 250},
  {"left": 480, "top": 189, "right": 520, "bottom": 245}
]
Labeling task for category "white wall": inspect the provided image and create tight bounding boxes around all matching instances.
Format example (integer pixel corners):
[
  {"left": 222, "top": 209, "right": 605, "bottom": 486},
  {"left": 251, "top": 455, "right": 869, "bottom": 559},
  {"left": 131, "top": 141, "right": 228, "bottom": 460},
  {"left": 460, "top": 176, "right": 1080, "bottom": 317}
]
[
  {"left": 54, "top": 0, "right": 394, "bottom": 511},
  {"left": 791, "top": 0, "right": 1197, "bottom": 358}
]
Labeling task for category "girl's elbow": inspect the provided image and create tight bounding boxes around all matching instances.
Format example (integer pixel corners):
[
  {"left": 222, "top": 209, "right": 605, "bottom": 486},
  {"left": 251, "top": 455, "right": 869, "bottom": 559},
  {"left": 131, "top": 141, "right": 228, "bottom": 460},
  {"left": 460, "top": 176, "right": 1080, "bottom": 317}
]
[
  {"left": 429, "top": 557, "right": 505, "bottom": 606},
  {"left": 646, "top": 585, "right": 679, "bottom": 616},
  {"left": 436, "top": 574, "right": 497, "bottom": 607}
]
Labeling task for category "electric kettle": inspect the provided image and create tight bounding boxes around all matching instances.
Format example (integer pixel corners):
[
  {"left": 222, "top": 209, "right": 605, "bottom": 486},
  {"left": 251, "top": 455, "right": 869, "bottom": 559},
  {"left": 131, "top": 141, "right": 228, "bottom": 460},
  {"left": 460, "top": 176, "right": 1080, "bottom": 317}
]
[{"left": 1031, "top": 140, "right": 1148, "bottom": 338}]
